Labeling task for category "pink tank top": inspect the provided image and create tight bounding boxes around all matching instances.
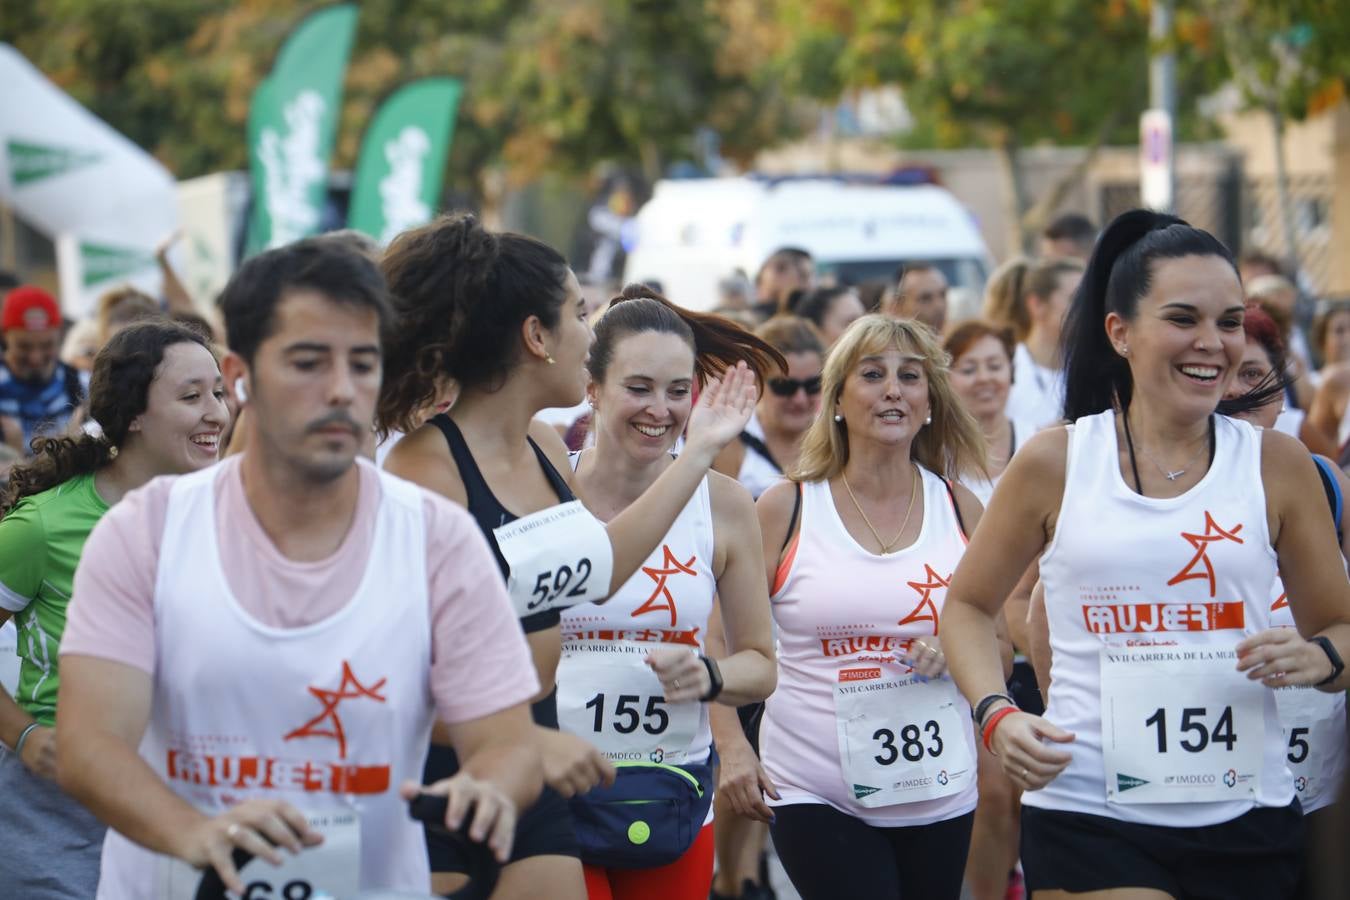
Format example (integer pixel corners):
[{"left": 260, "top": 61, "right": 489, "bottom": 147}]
[{"left": 761, "top": 467, "right": 977, "bottom": 826}]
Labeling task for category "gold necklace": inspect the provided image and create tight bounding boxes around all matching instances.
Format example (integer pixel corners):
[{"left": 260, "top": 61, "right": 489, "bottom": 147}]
[{"left": 841, "top": 464, "right": 920, "bottom": 554}]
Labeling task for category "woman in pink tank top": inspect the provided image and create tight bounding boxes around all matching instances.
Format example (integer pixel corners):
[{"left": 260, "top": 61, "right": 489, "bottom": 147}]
[{"left": 755, "top": 315, "right": 1001, "bottom": 900}]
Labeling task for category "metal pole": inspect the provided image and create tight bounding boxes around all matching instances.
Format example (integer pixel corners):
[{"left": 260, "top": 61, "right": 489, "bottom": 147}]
[{"left": 1149, "top": 0, "right": 1176, "bottom": 213}]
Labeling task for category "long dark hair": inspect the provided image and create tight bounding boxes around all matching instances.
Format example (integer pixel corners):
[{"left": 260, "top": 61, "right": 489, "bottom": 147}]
[
  {"left": 377, "top": 213, "right": 571, "bottom": 435},
  {"left": 588, "top": 284, "right": 786, "bottom": 390},
  {"left": 0, "top": 321, "right": 210, "bottom": 516},
  {"left": 1060, "top": 209, "right": 1282, "bottom": 421}
]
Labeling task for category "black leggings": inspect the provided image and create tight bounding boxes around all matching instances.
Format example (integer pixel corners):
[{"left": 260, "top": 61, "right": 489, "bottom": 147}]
[{"left": 769, "top": 804, "right": 973, "bottom": 900}]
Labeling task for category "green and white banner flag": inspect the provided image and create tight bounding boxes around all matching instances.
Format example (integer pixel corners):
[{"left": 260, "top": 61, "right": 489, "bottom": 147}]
[
  {"left": 244, "top": 4, "right": 359, "bottom": 256},
  {"left": 348, "top": 78, "right": 462, "bottom": 245}
]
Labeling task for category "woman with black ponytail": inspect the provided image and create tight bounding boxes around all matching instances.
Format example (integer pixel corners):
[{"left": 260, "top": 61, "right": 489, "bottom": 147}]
[
  {"left": 0, "top": 320, "right": 227, "bottom": 898},
  {"left": 378, "top": 214, "right": 759, "bottom": 900},
  {"left": 941, "top": 209, "right": 1350, "bottom": 898}
]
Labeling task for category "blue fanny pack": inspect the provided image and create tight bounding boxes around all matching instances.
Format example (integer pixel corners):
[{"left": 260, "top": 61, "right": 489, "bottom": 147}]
[{"left": 569, "top": 759, "right": 713, "bottom": 869}]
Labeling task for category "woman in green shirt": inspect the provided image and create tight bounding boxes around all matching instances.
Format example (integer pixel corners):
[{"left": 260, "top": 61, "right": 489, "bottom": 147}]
[{"left": 0, "top": 319, "right": 229, "bottom": 899}]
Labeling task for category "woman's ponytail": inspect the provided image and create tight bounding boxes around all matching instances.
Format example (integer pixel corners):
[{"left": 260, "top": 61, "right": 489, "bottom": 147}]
[
  {"left": 1061, "top": 209, "right": 1234, "bottom": 421},
  {"left": 589, "top": 284, "right": 787, "bottom": 389}
]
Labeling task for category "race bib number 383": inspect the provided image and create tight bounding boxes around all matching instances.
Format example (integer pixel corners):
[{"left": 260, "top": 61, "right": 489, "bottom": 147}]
[
  {"left": 494, "top": 501, "right": 614, "bottom": 619},
  {"left": 1100, "top": 645, "right": 1265, "bottom": 804},
  {"left": 834, "top": 664, "right": 975, "bottom": 808}
]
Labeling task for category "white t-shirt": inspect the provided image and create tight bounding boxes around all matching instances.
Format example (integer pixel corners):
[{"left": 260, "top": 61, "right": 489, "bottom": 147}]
[{"left": 1006, "top": 343, "right": 1064, "bottom": 430}]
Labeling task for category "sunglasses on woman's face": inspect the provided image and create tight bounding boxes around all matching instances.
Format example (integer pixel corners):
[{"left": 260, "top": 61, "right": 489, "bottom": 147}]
[{"left": 767, "top": 375, "right": 823, "bottom": 398}]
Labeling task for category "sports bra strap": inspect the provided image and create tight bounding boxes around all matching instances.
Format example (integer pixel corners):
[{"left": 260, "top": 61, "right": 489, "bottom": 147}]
[
  {"left": 1312, "top": 455, "right": 1344, "bottom": 543},
  {"left": 942, "top": 476, "right": 968, "bottom": 540},
  {"left": 783, "top": 481, "right": 802, "bottom": 552}
]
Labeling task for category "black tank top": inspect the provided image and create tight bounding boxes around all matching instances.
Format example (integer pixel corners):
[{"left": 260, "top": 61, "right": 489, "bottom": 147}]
[{"left": 430, "top": 413, "right": 575, "bottom": 635}]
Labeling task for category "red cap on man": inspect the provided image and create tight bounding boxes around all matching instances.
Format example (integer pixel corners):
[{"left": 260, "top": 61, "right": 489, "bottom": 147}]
[{"left": 1, "top": 285, "right": 61, "bottom": 333}]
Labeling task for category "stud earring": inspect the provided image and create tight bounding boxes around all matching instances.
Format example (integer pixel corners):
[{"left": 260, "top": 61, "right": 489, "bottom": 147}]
[
  {"left": 545, "top": 355, "right": 556, "bottom": 365},
  {"left": 833, "top": 414, "right": 843, "bottom": 423},
  {"left": 924, "top": 413, "right": 932, "bottom": 425},
  {"left": 1118, "top": 344, "right": 1128, "bottom": 355}
]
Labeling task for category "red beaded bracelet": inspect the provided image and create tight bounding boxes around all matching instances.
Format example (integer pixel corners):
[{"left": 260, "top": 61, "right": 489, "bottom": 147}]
[{"left": 982, "top": 706, "right": 1020, "bottom": 753}]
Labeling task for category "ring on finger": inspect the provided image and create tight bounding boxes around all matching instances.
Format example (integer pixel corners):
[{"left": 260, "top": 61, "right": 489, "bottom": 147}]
[
  {"left": 226, "top": 823, "right": 241, "bottom": 841},
  {"left": 673, "top": 678, "right": 681, "bottom": 689},
  {"left": 926, "top": 645, "right": 940, "bottom": 655},
  {"left": 1021, "top": 767, "right": 1029, "bottom": 779}
]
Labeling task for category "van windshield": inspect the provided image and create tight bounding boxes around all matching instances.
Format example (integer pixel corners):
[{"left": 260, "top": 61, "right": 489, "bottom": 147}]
[{"left": 817, "top": 257, "right": 987, "bottom": 293}]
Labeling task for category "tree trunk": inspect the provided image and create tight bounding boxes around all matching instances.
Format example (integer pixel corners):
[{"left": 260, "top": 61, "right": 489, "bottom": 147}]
[
  {"left": 995, "top": 134, "right": 1031, "bottom": 258},
  {"left": 1269, "top": 103, "right": 1300, "bottom": 273}
]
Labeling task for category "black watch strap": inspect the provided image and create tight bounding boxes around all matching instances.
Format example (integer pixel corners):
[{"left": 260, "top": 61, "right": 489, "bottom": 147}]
[
  {"left": 699, "top": 655, "right": 724, "bottom": 702},
  {"left": 1311, "top": 636, "right": 1345, "bottom": 686}
]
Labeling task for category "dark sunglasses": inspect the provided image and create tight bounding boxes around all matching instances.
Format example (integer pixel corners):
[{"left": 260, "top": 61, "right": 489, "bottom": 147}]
[{"left": 767, "top": 375, "right": 823, "bottom": 398}]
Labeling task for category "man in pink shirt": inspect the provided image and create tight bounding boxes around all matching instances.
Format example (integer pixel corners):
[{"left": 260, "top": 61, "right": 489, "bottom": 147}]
[{"left": 56, "top": 239, "right": 543, "bottom": 898}]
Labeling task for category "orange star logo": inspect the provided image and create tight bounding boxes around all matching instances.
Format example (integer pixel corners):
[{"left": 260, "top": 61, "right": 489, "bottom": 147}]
[
  {"left": 1167, "top": 511, "right": 1244, "bottom": 598},
  {"left": 632, "top": 545, "right": 697, "bottom": 626},
  {"left": 902, "top": 564, "right": 950, "bottom": 634},
  {"left": 284, "top": 661, "right": 387, "bottom": 759}
]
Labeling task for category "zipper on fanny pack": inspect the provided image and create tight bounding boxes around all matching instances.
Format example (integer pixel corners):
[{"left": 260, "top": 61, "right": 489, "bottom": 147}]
[{"left": 613, "top": 761, "right": 704, "bottom": 796}]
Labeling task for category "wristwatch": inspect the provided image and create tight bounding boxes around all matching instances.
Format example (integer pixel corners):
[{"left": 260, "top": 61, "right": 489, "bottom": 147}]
[
  {"left": 1311, "top": 636, "right": 1345, "bottom": 686},
  {"left": 698, "top": 655, "right": 724, "bottom": 702}
]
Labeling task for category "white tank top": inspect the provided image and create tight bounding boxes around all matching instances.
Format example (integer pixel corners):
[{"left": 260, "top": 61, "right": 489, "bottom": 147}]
[
  {"left": 96, "top": 466, "right": 436, "bottom": 898},
  {"left": 1268, "top": 575, "right": 1348, "bottom": 813},
  {"left": 558, "top": 470, "right": 716, "bottom": 767},
  {"left": 761, "top": 468, "right": 978, "bottom": 827},
  {"left": 962, "top": 415, "right": 1039, "bottom": 508},
  {"left": 1030, "top": 411, "right": 1292, "bottom": 826}
]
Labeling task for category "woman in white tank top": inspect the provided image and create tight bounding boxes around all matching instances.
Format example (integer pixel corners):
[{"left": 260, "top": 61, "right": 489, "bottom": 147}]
[
  {"left": 942, "top": 209, "right": 1350, "bottom": 900},
  {"left": 559, "top": 285, "right": 780, "bottom": 899},
  {"left": 755, "top": 315, "right": 1001, "bottom": 900}
]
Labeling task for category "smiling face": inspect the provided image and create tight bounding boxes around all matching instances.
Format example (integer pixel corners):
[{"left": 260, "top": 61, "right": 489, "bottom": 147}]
[
  {"left": 126, "top": 341, "right": 229, "bottom": 473},
  {"left": 590, "top": 330, "right": 696, "bottom": 465},
  {"left": 759, "top": 351, "right": 824, "bottom": 436},
  {"left": 950, "top": 334, "right": 1012, "bottom": 422},
  {"left": 1107, "top": 255, "right": 1245, "bottom": 423},
  {"left": 835, "top": 345, "right": 930, "bottom": 449}
]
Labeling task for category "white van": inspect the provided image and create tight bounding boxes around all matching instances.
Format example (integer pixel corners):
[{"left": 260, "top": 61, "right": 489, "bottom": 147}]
[{"left": 622, "top": 176, "right": 991, "bottom": 311}]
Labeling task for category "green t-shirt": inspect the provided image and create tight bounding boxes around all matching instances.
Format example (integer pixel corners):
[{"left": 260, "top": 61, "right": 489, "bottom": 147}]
[{"left": 0, "top": 472, "right": 108, "bottom": 724}]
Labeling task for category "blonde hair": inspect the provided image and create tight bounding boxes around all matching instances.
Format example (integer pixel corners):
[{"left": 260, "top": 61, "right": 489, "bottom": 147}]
[
  {"left": 982, "top": 256, "right": 1084, "bottom": 343},
  {"left": 793, "top": 314, "right": 987, "bottom": 483},
  {"left": 981, "top": 256, "right": 1032, "bottom": 340}
]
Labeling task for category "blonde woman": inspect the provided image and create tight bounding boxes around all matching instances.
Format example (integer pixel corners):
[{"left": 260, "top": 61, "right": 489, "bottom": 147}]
[{"left": 754, "top": 315, "right": 1009, "bottom": 899}]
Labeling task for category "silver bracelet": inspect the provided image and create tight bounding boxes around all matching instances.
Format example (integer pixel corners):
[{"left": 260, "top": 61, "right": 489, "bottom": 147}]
[{"left": 13, "top": 722, "right": 40, "bottom": 759}]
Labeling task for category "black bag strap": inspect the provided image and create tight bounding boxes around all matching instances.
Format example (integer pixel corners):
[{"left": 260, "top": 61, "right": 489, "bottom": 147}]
[{"left": 739, "top": 431, "right": 781, "bottom": 473}]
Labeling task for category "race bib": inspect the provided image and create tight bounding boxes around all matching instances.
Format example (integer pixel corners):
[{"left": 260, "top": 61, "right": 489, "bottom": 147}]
[
  {"left": 834, "top": 664, "right": 975, "bottom": 807},
  {"left": 159, "top": 809, "right": 360, "bottom": 899},
  {"left": 0, "top": 621, "right": 19, "bottom": 693},
  {"left": 557, "top": 640, "right": 701, "bottom": 765},
  {"left": 1274, "top": 684, "right": 1348, "bottom": 811},
  {"left": 494, "top": 501, "right": 614, "bottom": 619},
  {"left": 1100, "top": 645, "right": 1265, "bottom": 804}
]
